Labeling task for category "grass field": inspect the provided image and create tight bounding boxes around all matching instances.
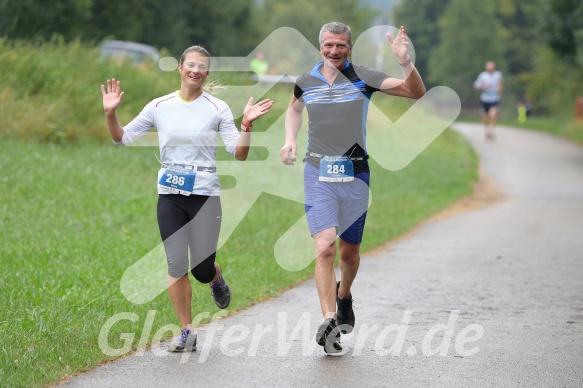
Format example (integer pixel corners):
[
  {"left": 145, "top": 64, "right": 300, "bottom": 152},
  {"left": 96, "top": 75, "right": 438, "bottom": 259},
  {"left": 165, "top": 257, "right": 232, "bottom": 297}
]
[
  {"left": 0, "top": 123, "right": 477, "bottom": 386},
  {"left": 1, "top": 38, "right": 479, "bottom": 386}
]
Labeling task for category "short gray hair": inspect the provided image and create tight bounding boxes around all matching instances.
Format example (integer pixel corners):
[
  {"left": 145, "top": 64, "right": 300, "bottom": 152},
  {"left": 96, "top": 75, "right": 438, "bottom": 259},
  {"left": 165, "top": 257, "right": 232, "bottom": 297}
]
[{"left": 319, "top": 22, "right": 353, "bottom": 47}]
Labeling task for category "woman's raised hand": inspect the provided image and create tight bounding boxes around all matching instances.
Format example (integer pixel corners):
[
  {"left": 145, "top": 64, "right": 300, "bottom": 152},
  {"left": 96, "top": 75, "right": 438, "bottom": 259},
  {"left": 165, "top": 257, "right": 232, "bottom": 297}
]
[
  {"left": 101, "top": 78, "right": 125, "bottom": 113},
  {"left": 242, "top": 97, "right": 274, "bottom": 125}
]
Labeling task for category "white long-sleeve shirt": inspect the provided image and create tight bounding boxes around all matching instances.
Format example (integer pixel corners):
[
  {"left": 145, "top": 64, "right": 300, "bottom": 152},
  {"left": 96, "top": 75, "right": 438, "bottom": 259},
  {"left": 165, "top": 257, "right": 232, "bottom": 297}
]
[{"left": 116, "top": 91, "right": 240, "bottom": 196}]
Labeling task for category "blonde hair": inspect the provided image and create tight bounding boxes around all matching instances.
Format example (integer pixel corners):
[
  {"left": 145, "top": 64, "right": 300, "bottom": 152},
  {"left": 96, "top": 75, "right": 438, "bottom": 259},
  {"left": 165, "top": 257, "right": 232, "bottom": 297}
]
[{"left": 179, "top": 45, "right": 225, "bottom": 95}]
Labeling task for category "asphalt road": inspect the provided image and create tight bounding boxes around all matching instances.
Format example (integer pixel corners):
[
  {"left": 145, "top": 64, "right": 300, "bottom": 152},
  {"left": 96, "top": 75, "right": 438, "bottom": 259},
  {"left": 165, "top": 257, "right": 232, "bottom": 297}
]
[{"left": 60, "top": 123, "right": 583, "bottom": 387}]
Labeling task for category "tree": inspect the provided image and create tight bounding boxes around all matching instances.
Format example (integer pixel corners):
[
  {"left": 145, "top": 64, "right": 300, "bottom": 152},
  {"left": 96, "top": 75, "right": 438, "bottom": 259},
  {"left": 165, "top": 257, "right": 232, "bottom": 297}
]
[
  {"left": 488, "top": 0, "right": 544, "bottom": 101},
  {"left": 392, "top": 0, "right": 452, "bottom": 85},
  {"left": 526, "top": 0, "right": 583, "bottom": 114},
  {"left": 86, "top": 0, "right": 159, "bottom": 44},
  {"left": 253, "top": 0, "right": 375, "bottom": 49},
  {"left": 0, "top": 0, "right": 92, "bottom": 41},
  {"left": 541, "top": 0, "right": 583, "bottom": 68},
  {"left": 166, "top": 0, "right": 258, "bottom": 57},
  {"left": 85, "top": 0, "right": 258, "bottom": 57},
  {"left": 493, "top": 0, "right": 541, "bottom": 76},
  {"left": 428, "top": 0, "right": 505, "bottom": 105}
]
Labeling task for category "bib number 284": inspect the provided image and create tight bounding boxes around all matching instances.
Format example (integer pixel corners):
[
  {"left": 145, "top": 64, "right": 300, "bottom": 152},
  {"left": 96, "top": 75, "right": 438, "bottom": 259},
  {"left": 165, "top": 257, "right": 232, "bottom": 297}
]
[
  {"left": 319, "top": 156, "right": 354, "bottom": 182},
  {"left": 327, "top": 164, "right": 346, "bottom": 174}
]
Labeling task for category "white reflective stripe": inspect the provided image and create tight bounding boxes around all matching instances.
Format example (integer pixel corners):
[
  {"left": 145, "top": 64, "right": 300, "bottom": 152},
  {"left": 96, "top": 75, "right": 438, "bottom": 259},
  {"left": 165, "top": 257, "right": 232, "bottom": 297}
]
[
  {"left": 308, "top": 152, "right": 366, "bottom": 161},
  {"left": 162, "top": 163, "right": 216, "bottom": 172}
]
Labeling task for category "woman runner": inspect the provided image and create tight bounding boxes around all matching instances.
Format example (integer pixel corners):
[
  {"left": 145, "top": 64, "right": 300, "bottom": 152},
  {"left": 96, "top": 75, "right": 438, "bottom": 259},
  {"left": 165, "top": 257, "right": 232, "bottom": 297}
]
[{"left": 101, "top": 45, "right": 273, "bottom": 352}]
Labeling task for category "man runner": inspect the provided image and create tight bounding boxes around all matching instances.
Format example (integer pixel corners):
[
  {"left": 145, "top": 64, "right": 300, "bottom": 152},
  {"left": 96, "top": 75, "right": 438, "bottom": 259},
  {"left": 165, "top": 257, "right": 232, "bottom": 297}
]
[
  {"left": 280, "top": 22, "right": 425, "bottom": 354},
  {"left": 474, "top": 60, "right": 503, "bottom": 140}
]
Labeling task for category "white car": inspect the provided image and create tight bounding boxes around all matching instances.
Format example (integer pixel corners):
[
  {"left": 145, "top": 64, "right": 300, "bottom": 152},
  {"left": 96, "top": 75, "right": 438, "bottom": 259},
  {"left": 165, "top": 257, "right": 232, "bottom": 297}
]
[{"left": 100, "top": 40, "right": 160, "bottom": 65}]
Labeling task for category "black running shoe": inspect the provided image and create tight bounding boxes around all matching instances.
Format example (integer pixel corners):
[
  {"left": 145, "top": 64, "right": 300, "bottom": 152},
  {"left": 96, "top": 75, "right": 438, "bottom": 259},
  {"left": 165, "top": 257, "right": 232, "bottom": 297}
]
[
  {"left": 316, "top": 318, "right": 342, "bottom": 354},
  {"left": 336, "top": 281, "right": 355, "bottom": 334},
  {"left": 210, "top": 273, "right": 231, "bottom": 309}
]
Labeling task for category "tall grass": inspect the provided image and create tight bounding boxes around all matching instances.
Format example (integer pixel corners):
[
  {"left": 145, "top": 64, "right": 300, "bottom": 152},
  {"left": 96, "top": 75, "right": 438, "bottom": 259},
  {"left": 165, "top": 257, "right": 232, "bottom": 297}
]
[{"left": 0, "top": 37, "right": 177, "bottom": 143}]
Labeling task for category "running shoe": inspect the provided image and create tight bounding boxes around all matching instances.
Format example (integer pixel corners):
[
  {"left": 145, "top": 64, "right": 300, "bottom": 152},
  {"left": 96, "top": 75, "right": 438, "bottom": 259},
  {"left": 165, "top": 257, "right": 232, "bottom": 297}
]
[
  {"left": 210, "top": 273, "right": 231, "bottom": 309},
  {"left": 315, "top": 318, "right": 342, "bottom": 354},
  {"left": 336, "top": 281, "right": 355, "bottom": 334},
  {"left": 167, "top": 328, "right": 197, "bottom": 352}
]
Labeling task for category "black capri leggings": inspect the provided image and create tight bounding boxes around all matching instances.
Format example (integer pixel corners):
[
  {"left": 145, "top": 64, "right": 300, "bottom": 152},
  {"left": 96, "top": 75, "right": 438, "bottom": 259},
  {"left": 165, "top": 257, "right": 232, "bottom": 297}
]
[{"left": 157, "top": 194, "right": 221, "bottom": 283}]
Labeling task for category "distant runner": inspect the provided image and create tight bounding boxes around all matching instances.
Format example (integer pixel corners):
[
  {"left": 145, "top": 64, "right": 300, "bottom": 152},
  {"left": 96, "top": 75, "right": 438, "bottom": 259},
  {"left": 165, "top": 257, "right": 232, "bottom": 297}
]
[{"left": 474, "top": 61, "right": 503, "bottom": 140}]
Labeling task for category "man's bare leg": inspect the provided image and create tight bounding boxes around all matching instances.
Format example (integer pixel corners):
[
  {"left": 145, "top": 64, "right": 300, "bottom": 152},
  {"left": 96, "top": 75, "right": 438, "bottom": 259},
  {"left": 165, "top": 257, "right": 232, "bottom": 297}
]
[
  {"left": 313, "top": 227, "right": 338, "bottom": 319},
  {"left": 338, "top": 239, "right": 360, "bottom": 298}
]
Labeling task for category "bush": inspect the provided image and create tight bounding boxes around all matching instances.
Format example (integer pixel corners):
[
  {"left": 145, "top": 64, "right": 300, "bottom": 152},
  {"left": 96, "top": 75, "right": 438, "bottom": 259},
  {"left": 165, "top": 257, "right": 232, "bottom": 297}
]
[
  {"left": 0, "top": 37, "right": 176, "bottom": 143},
  {"left": 527, "top": 46, "right": 583, "bottom": 116}
]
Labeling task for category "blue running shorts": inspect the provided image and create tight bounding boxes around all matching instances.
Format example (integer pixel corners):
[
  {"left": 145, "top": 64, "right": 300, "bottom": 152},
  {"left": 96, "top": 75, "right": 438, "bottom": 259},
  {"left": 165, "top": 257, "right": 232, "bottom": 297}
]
[{"left": 303, "top": 162, "right": 370, "bottom": 245}]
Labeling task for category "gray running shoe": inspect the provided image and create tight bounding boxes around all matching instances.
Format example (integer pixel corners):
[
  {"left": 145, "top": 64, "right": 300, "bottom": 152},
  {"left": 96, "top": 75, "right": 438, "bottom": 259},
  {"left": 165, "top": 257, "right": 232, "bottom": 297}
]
[
  {"left": 211, "top": 273, "right": 231, "bottom": 309},
  {"left": 336, "top": 281, "right": 355, "bottom": 334},
  {"left": 315, "top": 318, "right": 342, "bottom": 354},
  {"left": 167, "top": 328, "right": 197, "bottom": 352}
]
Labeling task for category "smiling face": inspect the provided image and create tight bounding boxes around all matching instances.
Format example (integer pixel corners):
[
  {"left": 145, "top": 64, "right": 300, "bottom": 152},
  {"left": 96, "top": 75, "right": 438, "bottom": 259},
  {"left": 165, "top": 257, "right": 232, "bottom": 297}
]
[
  {"left": 178, "top": 51, "right": 209, "bottom": 90},
  {"left": 320, "top": 31, "right": 352, "bottom": 71}
]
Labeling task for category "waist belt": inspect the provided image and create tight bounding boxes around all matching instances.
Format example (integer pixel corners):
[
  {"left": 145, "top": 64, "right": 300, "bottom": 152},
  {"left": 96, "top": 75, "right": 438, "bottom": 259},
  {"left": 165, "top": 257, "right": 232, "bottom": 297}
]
[
  {"left": 162, "top": 163, "right": 217, "bottom": 173},
  {"left": 305, "top": 152, "right": 369, "bottom": 161}
]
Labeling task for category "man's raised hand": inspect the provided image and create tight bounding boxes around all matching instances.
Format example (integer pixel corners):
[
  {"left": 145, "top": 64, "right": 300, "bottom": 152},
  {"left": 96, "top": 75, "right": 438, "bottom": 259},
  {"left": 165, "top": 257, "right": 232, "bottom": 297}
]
[{"left": 387, "top": 26, "right": 411, "bottom": 62}]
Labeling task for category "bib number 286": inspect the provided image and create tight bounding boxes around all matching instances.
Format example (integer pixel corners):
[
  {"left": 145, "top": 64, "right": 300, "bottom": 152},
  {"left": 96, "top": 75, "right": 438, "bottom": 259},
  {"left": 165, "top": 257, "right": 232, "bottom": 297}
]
[
  {"left": 165, "top": 174, "right": 185, "bottom": 186},
  {"left": 158, "top": 166, "right": 196, "bottom": 195}
]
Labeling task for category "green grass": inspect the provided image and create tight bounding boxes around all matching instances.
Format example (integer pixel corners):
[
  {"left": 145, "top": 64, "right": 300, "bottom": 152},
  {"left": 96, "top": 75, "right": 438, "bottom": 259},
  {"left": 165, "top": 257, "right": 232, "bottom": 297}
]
[
  {"left": 498, "top": 116, "right": 583, "bottom": 145},
  {"left": 0, "top": 38, "right": 478, "bottom": 387},
  {"left": 459, "top": 104, "right": 583, "bottom": 146},
  {"left": 0, "top": 125, "right": 477, "bottom": 386}
]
